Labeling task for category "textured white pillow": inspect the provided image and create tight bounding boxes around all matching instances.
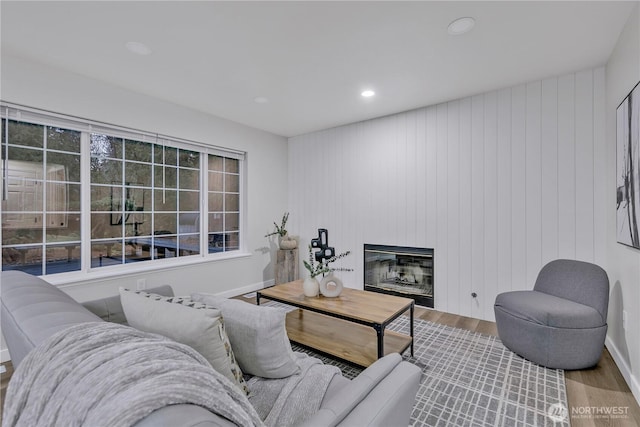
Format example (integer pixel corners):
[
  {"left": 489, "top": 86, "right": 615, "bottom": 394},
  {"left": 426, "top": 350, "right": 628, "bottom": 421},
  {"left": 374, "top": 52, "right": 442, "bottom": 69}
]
[
  {"left": 119, "top": 288, "right": 248, "bottom": 393},
  {"left": 191, "top": 293, "right": 299, "bottom": 379}
]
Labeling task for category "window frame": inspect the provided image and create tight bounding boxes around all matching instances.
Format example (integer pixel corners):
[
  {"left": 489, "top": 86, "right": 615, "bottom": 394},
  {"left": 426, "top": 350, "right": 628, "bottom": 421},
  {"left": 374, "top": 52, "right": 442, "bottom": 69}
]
[{"left": 1, "top": 103, "right": 248, "bottom": 283}]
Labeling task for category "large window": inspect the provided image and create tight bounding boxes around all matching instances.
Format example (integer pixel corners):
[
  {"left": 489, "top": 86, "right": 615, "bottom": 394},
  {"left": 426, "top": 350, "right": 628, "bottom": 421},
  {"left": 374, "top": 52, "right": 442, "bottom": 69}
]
[{"left": 1, "top": 106, "right": 244, "bottom": 276}]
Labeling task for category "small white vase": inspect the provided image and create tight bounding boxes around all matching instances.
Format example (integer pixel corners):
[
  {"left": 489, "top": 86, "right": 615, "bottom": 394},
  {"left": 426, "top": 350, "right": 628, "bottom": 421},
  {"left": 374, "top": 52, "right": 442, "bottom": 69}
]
[
  {"left": 319, "top": 273, "right": 343, "bottom": 298},
  {"left": 303, "top": 277, "right": 320, "bottom": 297}
]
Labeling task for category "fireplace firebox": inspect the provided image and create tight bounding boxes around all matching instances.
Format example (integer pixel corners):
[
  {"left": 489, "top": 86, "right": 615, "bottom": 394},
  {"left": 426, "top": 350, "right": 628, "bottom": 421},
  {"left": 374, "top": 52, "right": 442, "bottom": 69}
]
[{"left": 364, "top": 244, "right": 434, "bottom": 308}]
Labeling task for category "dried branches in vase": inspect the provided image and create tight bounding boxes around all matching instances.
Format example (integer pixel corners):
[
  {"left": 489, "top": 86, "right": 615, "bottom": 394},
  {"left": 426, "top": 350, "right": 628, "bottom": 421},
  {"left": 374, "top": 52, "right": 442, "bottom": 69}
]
[
  {"left": 265, "top": 212, "right": 289, "bottom": 238},
  {"left": 303, "top": 245, "right": 352, "bottom": 279},
  {"left": 265, "top": 212, "right": 297, "bottom": 249}
]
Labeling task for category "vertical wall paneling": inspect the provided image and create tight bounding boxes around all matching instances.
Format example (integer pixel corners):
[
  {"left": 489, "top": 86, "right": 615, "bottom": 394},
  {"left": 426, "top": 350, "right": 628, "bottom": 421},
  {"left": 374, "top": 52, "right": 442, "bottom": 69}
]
[
  {"left": 406, "top": 110, "right": 418, "bottom": 247},
  {"left": 525, "top": 82, "right": 543, "bottom": 287},
  {"left": 416, "top": 109, "right": 427, "bottom": 245},
  {"left": 352, "top": 123, "right": 362, "bottom": 278},
  {"left": 496, "top": 88, "right": 513, "bottom": 296},
  {"left": 392, "top": 115, "right": 402, "bottom": 243},
  {"left": 362, "top": 121, "right": 374, "bottom": 250},
  {"left": 355, "top": 122, "right": 366, "bottom": 277},
  {"left": 447, "top": 101, "right": 461, "bottom": 316},
  {"left": 575, "top": 70, "right": 595, "bottom": 262},
  {"left": 511, "top": 85, "right": 527, "bottom": 290},
  {"left": 471, "top": 95, "right": 486, "bottom": 317},
  {"left": 425, "top": 107, "right": 438, "bottom": 246},
  {"left": 541, "top": 78, "right": 560, "bottom": 265},
  {"left": 288, "top": 67, "right": 606, "bottom": 321},
  {"left": 335, "top": 126, "right": 344, "bottom": 268},
  {"left": 388, "top": 115, "right": 398, "bottom": 243},
  {"left": 557, "top": 74, "right": 577, "bottom": 259},
  {"left": 483, "top": 92, "right": 499, "bottom": 319},
  {"left": 593, "top": 68, "right": 607, "bottom": 267},
  {"left": 436, "top": 104, "right": 449, "bottom": 312},
  {"left": 458, "top": 98, "right": 473, "bottom": 317}
]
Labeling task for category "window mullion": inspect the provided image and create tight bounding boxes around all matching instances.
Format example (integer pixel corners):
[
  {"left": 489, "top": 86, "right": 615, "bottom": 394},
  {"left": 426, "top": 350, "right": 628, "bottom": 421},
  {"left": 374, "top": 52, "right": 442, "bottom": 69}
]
[
  {"left": 80, "top": 132, "right": 92, "bottom": 272},
  {"left": 222, "top": 168, "right": 226, "bottom": 251},
  {"left": 151, "top": 144, "right": 155, "bottom": 260},
  {"left": 239, "top": 159, "right": 245, "bottom": 253},
  {"left": 201, "top": 154, "right": 207, "bottom": 256},
  {"left": 41, "top": 126, "right": 47, "bottom": 274},
  {"left": 121, "top": 139, "right": 125, "bottom": 264}
]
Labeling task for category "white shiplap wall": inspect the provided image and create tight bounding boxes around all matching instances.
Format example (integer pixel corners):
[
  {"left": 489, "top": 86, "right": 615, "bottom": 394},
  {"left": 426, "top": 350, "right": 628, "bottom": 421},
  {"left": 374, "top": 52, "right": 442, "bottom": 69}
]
[{"left": 288, "top": 67, "right": 606, "bottom": 321}]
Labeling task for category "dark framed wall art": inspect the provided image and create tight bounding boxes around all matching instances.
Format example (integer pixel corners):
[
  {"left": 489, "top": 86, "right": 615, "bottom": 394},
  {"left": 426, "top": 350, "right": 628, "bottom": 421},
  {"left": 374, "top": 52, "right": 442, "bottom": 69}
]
[{"left": 617, "top": 81, "right": 640, "bottom": 249}]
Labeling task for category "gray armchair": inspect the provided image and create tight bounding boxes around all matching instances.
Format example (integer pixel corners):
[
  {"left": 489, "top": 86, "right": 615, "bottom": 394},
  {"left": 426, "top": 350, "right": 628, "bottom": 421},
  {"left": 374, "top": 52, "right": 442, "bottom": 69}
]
[{"left": 494, "top": 259, "right": 609, "bottom": 370}]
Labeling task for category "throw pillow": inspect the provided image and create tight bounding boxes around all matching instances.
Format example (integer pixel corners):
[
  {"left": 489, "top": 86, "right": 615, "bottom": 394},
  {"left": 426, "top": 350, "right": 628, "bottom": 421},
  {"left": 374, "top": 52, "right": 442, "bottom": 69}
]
[
  {"left": 119, "top": 288, "right": 248, "bottom": 394},
  {"left": 191, "top": 293, "right": 300, "bottom": 379}
]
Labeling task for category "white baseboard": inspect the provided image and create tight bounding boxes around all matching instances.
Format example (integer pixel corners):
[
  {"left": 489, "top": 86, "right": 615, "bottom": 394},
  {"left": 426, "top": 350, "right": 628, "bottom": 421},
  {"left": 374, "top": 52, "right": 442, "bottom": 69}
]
[
  {"left": 1, "top": 348, "right": 10, "bottom": 364},
  {"left": 605, "top": 336, "right": 640, "bottom": 406},
  {"left": 215, "top": 279, "right": 274, "bottom": 299}
]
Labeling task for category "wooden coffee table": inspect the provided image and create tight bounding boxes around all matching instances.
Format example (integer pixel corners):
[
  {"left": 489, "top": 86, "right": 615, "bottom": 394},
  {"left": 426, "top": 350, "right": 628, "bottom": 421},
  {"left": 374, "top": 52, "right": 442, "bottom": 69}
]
[{"left": 257, "top": 280, "right": 414, "bottom": 367}]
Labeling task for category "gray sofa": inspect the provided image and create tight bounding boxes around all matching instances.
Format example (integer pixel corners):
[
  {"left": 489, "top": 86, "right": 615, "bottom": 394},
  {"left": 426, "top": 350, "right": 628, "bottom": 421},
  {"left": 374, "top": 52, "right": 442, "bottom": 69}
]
[
  {"left": 494, "top": 259, "right": 609, "bottom": 370},
  {"left": 1, "top": 271, "right": 421, "bottom": 426}
]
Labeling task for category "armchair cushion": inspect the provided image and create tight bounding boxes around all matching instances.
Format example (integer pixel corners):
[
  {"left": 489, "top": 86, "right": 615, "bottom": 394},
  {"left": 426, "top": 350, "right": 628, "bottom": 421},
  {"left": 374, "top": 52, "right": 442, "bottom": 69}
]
[
  {"left": 533, "top": 259, "right": 609, "bottom": 322},
  {"left": 495, "top": 290, "right": 604, "bottom": 329}
]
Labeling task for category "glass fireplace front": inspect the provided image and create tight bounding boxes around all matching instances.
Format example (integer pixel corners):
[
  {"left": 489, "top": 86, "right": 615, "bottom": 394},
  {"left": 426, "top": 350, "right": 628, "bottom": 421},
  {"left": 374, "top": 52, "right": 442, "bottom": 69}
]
[{"left": 364, "top": 244, "right": 434, "bottom": 308}]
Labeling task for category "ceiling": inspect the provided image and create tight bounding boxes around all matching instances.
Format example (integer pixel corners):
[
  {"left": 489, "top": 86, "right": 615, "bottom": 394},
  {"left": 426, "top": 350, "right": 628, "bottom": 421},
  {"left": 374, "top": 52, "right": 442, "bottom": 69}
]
[{"left": 1, "top": 1, "right": 635, "bottom": 138}]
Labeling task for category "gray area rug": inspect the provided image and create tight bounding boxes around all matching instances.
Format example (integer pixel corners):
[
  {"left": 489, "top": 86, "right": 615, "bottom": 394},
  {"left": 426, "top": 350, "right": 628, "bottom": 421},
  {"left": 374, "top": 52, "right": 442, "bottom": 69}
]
[{"left": 276, "top": 304, "right": 569, "bottom": 427}]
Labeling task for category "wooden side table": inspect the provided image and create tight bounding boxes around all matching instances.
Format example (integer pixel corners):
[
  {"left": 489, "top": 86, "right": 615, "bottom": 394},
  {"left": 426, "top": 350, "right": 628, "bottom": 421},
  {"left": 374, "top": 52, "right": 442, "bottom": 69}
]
[{"left": 275, "top": 249, "right": 298, "bottom": 285}]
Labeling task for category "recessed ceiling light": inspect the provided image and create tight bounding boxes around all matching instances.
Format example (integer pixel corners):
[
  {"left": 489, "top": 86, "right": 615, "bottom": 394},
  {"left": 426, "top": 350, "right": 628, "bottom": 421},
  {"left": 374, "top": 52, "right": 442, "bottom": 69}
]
[
  {"left": 125, "top": 41, "right": 152, "bottom": 55},
  {"left": 361, "top": 90, "right": 375, "bottom": 98},
  {"left": 254, "top": 97, "right": 269, "bottom": 104},
  {"left": 447, "top": 17, "right": 475, "bottom": 35}
]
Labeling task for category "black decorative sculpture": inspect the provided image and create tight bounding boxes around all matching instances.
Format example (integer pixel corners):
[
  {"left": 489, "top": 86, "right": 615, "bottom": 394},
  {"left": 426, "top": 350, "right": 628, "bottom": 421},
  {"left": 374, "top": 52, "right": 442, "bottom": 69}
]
[{"left": 310, "top": 228, "right": 335, "bottom": 264}]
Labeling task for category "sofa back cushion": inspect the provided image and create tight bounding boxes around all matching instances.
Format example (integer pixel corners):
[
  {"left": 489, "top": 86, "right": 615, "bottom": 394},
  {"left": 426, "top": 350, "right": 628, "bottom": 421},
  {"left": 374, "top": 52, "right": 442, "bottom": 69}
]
[
  {"left": 191, "top": 293, "right": 299, "bottom": 379},
  {"left": 119, "top": 288, "right": 248, "bottom": 393},
  {"left": 83, "top": 285, "right": 174, "bottom": 324}
]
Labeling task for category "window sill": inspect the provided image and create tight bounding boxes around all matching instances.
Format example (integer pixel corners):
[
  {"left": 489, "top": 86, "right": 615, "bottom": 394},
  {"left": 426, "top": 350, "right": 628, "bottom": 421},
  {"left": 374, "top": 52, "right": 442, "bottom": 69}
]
[{"left": 44, "top": 251, "right": 252, "bottom": 287}]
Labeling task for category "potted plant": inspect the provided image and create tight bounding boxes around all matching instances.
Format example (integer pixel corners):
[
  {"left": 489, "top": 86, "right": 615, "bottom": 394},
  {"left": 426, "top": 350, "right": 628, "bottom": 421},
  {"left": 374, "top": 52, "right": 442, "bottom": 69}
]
[
  {"left": 265, "top": 212, "right": 297, "bottom": 249},
  {"left": 302, "top": 245, "right": 352, "bottom": 297}
]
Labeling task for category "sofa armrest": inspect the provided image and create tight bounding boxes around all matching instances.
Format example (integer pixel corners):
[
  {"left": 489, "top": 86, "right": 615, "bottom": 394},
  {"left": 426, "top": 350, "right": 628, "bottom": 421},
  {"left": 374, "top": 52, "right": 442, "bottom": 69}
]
[
  {"left": 337, "top": 361, "right": 421, "bottom": 427},
  {"left": 1, "top": 271, "right": 102, "bottom": 367},
  {"left": 300, "top": 353, "right": 421, "bottom": 427},
  {"left": 133, "top": 404, "right": 236, "bottom": 427}
]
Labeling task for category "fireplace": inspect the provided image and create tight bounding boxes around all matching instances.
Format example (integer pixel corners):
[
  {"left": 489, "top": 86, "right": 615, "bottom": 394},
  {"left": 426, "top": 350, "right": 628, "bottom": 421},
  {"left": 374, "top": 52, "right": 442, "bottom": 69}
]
[{"left": 364, "top": 244, "right": 434, "bottom": 308}]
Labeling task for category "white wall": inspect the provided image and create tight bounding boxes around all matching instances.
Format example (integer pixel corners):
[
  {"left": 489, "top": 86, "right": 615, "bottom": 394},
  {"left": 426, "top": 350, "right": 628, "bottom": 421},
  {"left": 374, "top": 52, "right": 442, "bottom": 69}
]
[
  {"left": 289, "top": 67, "right": 607, "bottom": 322},
  {"left": 1, "top": 55, "right": 288, "bottom": 361},
  {"left": 605, "top": 3, "right": 640, "bottom": 403}
]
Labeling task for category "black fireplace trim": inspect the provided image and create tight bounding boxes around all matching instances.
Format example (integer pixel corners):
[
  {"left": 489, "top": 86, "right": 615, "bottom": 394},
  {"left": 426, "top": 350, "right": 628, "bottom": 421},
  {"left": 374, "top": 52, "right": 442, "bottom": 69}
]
[
  {"left": 364, "top": 284, "right": 434, "bottom": 308},
  {"left": 363, "top": 244, "right": 434, "bottom": 308}
]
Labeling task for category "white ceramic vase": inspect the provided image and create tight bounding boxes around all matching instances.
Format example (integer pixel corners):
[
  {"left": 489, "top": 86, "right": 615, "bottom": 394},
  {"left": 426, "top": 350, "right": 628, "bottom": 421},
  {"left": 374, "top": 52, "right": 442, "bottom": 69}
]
[
  {"left": 319, "top": 273, "right": 344, "bottom": 297},
  {"left": 303, "top": 277, "right": 320, "bottom": 297}
]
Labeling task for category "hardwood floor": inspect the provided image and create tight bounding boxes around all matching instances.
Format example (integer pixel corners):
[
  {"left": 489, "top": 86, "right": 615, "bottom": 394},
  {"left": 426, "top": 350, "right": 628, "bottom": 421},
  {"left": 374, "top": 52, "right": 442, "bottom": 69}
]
[
  {"left": 1, "top": 298, "right": 638, "bottom": 426},
  {"left": 0, "top": 361, "right": 13, "bottom": 424}
]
